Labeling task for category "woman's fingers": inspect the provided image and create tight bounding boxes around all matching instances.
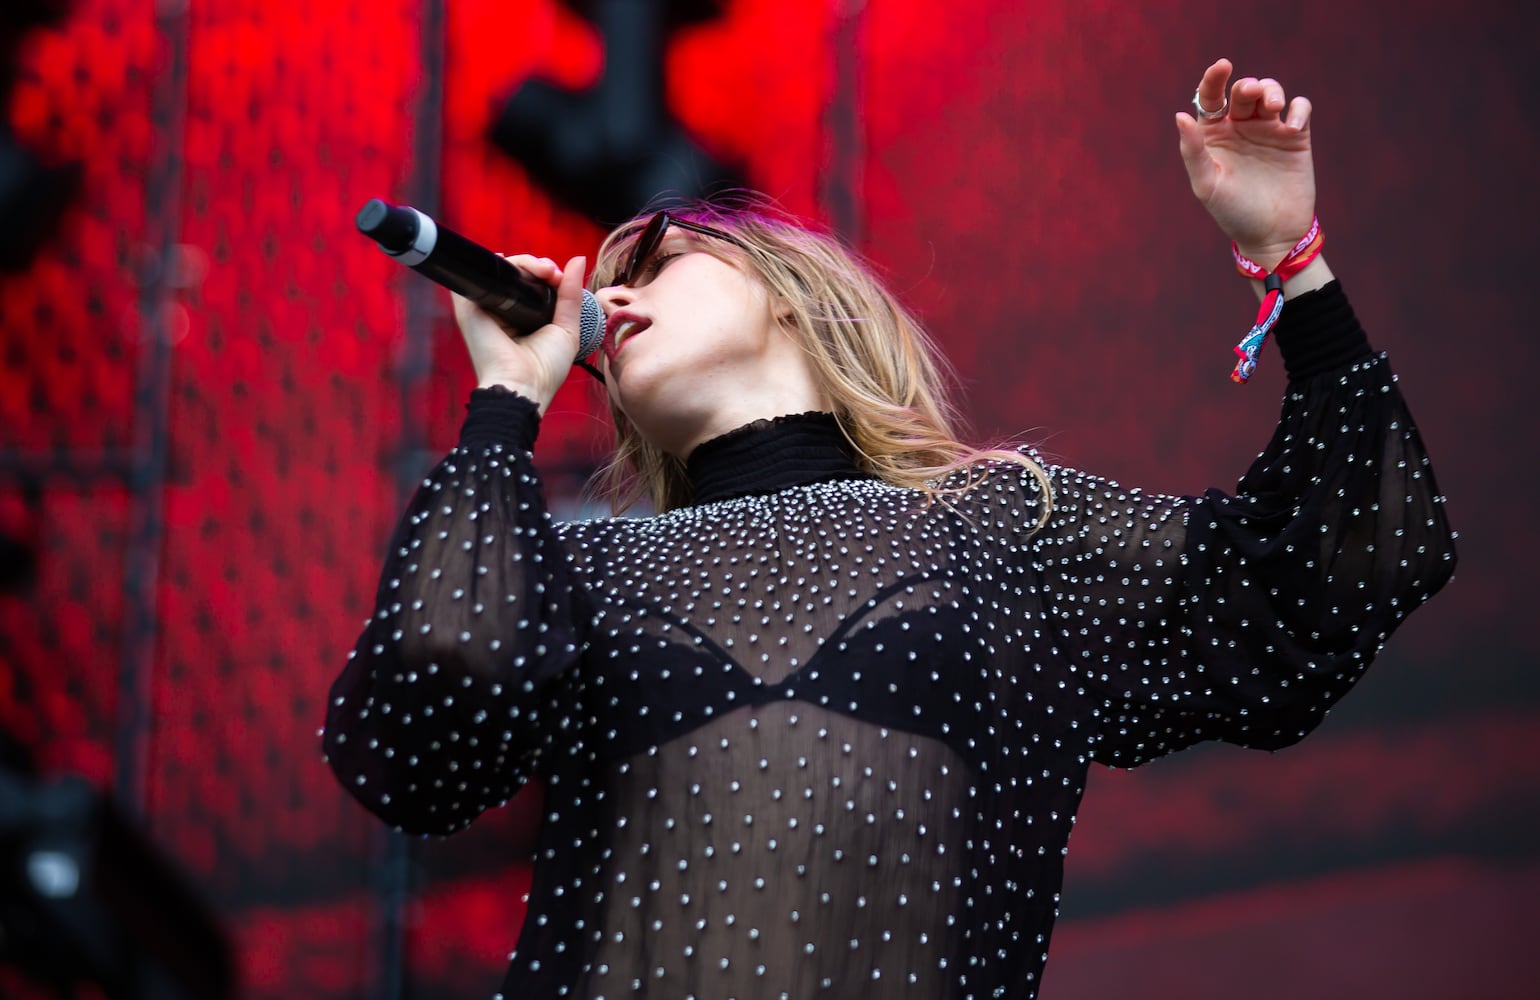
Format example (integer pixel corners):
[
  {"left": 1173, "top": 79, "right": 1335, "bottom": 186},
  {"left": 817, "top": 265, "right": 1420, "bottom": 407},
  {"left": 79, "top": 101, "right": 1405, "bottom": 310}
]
[
  {"left": 550, "top": 256, "right": 587, "bottom": 338},
  {"left": 1230, "top": 77, "right": 1291, "bottom": 121},
  {"left": 1175, "top": 112, "right": 1222, "bottom": 203},
  {"left": 1191, "top": 61, "right": 1303, "bottom": 129},
  {"left": 510, "top": 254, "right": 564, "bottom": 283},
  {"left": 1257, "top": 77, "right": 1287, "bottom": 116},
  {"left": 452, "top": 254, "right": 557, "bottom": 347},
  {"left": 1227, "top": 77, "right": 1263, "bottom": 119},
  {"left": 1194, "top": 58, "right": 1232, "bottom": 117},
  {"left": 1285, "top": 95, "right": 1313, "bottom": 131},
  {"left": 1175, "top": 112, "right": 1211, "bottom": 171},
  {"left": 449, "top": 252, "right": 586, "bottom": 407}
]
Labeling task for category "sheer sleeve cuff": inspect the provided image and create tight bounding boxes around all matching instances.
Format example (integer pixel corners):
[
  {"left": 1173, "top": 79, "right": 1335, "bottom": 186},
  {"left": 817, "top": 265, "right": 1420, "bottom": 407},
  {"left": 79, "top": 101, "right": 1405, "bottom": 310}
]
[
  {"left": 1272, "top": 280, "right": 1374, "bottom": 383},
  {"left": 460, "top": 385, "right": 541, "bottom": 450}
]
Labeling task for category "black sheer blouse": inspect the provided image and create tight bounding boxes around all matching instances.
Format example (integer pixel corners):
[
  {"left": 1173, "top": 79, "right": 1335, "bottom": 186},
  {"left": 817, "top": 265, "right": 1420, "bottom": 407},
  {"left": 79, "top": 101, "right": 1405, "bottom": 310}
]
[{"left": 324, "top": 282, "right": 1455, "bottom": 999}]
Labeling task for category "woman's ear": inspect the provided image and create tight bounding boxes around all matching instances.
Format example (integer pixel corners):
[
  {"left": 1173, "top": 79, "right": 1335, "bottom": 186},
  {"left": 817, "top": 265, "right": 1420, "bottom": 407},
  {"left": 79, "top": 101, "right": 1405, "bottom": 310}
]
[{"left": 772, "top": 295, "right": 798, "bottom": 329}]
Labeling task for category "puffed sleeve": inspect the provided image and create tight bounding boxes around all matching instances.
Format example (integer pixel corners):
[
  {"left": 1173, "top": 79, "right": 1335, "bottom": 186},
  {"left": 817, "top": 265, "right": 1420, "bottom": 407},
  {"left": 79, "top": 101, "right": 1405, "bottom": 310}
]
[
  {"left": 1028, "top": 282, "right": 1457, "bottom": 766},
  {"left": 322, "top": 388, "right": 590, "bottom": 834}
]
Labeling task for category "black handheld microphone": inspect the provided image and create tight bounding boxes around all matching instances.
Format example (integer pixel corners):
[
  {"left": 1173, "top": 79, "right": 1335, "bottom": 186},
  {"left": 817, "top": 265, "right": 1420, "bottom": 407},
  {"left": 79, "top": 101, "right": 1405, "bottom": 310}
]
[{"left": 355, "top": 198, "right": 604, "bottom": 362}]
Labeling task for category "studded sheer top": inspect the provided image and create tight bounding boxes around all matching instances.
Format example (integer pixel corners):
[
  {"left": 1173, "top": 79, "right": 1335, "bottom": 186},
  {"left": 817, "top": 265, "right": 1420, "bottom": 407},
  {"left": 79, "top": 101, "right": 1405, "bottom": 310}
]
[{"left": 324, "top": 282, "right": 1456, "bottom": 999}]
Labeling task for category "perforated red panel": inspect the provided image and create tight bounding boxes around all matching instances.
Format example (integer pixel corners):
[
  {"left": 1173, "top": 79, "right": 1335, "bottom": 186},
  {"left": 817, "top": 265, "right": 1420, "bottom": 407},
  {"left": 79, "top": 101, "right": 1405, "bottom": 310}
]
[
  {"left": 0, "top": 0, "right": 156, "bottom": 788},
  {"left": 0, "top": 489, "right": 127, "bottom": 784},
  {"left": 2, "top": 5, "right": 152, "bottom": 453},
  {"left": 147, "top": 0, "right": 422, "bottom": 897},
  {"left": 2, "top": 0, "right": 422, "bottom": 993}
]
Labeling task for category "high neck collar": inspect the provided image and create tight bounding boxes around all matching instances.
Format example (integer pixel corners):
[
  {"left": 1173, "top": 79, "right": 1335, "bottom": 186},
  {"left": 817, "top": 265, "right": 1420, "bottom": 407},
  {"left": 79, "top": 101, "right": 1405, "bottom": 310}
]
[{"left": 685, "top": 411, "right": 870, "bottom": 504}]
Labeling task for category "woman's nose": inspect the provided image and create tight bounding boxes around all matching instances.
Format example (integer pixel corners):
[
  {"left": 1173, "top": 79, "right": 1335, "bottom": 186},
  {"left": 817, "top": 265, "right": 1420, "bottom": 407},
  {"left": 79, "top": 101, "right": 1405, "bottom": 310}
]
[{"left": 596, "top": 284, "right": 632, "bottom": 313}]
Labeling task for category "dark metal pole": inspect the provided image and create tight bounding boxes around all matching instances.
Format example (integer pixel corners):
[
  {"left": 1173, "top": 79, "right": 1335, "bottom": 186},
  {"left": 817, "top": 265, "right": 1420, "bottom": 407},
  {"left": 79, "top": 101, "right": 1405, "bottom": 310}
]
[
  {"left": 823, "top": 0, "right": 867, "bottom": 244},
  {"left": 114, "top": 0, "right": 192, "bottom": 818},
  {"left": 595, "top": 0, "right": 665, "bottom": 157},
  {"left": 370, "top": 1, "right": 447, "bottom": 997}
]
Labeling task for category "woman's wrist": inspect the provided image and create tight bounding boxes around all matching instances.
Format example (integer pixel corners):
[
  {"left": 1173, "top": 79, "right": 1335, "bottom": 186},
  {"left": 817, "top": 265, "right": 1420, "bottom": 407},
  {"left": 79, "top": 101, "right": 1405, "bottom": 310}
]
[
  {"left": 476, "top": 377, "right": 550, "bottom": 413},
  {"left": 1245, "top": 254, "right": 1334, "bottom": 301},
  {"left": 463, "top": 384, "right": 542, "bottom": 450}
]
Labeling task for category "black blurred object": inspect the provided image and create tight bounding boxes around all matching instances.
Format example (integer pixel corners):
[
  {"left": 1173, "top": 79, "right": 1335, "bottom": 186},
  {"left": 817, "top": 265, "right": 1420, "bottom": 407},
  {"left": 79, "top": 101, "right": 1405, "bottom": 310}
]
[
  {"left": 0, "top": 528, "right": 36, "bottom": 592},
  {"left": 0, "top": 0, "right": 81, "bottom": 274},
  {"left": 490, "top": 0, "right": 744, "bottom": 225},
  {"left": 0, "top": 484, "right": 39, "bottom": 593},
  {"left": 558, "top": 0, "right": 727, "bottom": 29},
  {"left": 0, "top": 138, "right": 81, "bottom": 273},
  {"left": 0, "top": 0, "right": 73, "bottom": 32},
  {"left": 0, "top": 766, "right": 236, "bottom": 1000},
  {"left": 0, "top": 728, "right": 35, "bottom": 779}
]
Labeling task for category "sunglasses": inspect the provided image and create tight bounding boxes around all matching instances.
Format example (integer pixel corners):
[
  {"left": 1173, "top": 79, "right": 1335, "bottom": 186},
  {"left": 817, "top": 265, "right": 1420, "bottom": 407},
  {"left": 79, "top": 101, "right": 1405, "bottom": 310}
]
[{"left": 618, "top": 211, "right": 747, "bottom": 287}]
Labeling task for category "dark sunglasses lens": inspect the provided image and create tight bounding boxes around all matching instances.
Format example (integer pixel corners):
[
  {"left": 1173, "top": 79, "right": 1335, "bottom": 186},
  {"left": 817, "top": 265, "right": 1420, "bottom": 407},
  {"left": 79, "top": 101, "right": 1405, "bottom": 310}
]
[{"left": 625, "top": 212, "right": 670, "bottom": 285}]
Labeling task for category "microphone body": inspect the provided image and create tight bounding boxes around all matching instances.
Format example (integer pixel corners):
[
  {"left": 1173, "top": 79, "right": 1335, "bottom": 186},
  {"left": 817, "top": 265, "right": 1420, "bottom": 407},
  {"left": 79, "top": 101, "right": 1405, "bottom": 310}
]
[{"left": 355, "top": 198, "right": 604, "bottom": 362}]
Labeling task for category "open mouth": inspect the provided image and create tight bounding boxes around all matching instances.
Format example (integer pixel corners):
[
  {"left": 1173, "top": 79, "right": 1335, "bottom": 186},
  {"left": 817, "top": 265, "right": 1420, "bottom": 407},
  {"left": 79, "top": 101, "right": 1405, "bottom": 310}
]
[
  {"left": 606, "top": 312, "right": 651, "bottom": 359},
  {"left": 613, "top": 319, "right": 646, "bottom": 350}
]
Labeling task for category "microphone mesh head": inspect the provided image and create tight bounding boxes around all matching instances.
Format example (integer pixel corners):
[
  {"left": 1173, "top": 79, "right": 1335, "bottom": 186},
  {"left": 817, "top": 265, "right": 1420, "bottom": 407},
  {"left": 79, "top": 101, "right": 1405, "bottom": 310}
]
[{"left": 576, "top": 290, "right": 604, "bottom": 361}]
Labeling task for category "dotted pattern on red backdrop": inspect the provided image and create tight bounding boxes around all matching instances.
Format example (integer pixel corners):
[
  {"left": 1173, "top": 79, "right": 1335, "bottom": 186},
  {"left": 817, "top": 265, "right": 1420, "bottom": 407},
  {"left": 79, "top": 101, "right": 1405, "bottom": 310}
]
[
  {"left": 0, "top": 489, "right": 128, "bottom": 786},
  {"left": 4, "top": 0, "right": 427, "bottom": 996},
  {"left": 236, "top": 896, "right": 374, "bottom": 998},
  {"left": 0, "top": 0, "right": 156, "bottom": 785},
  {"left": 1, "top": 4, "right": 153, "bottom": 453},
  {"left": 146, "top": 0, "right": 422, "bottom": 907}
]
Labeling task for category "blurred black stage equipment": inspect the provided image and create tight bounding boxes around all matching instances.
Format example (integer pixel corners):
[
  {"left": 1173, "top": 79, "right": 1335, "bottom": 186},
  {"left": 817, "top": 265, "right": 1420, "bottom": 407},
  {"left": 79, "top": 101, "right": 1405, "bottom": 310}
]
[
  {"left": 0, "top": 492, "right": 230, "bottom": 998},
  {"left": 490, "top": 0, "right": 744, "bottom": 225},
  {"left": 0, "top": 737, "right": 236, "bottom": 1000},
  {"left": 0, "top": 0, "right": 82, "bottom": 273}
]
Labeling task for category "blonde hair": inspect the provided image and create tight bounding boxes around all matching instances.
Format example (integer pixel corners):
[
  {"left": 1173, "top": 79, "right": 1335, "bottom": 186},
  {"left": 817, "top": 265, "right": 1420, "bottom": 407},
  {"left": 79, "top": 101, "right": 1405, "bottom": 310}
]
[{"left": 585, "top": 196, "right": 1052, "bottom": 523}]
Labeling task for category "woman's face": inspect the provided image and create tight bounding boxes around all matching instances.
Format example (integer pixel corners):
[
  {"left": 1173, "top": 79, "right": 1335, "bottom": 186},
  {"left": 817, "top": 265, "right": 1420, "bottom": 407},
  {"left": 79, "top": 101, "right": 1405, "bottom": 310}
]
[{"left": 596, "top": 233, "right": 828, "bottom": 458}]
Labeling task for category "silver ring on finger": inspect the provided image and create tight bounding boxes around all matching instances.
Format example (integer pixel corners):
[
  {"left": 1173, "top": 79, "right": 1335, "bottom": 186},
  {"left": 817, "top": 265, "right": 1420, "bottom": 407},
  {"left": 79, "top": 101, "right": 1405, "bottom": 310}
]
[{"left": 1192, "top": 87, "right": 1228, "bottom": 120}]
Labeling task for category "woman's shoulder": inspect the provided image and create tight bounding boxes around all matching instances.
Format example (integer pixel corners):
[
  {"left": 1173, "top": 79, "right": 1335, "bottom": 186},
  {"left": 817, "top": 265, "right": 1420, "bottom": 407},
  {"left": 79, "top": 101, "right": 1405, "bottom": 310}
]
[{"left": 929, "top": 444, "right": 1055, "bottom": 495}]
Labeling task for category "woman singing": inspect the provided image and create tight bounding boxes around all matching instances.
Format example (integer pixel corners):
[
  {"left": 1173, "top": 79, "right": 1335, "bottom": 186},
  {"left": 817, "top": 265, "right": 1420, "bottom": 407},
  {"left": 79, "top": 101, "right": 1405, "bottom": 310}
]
[{"left": 324, "top": 59, "right": 1456, "bottom": 998}]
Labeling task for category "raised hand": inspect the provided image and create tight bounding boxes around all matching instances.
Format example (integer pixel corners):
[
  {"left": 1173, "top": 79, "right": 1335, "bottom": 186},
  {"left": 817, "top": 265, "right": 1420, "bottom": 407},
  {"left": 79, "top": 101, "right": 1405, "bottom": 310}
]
[
  {"left": 452, "top": 254, "right": 587, "bottom": 413},
  {"left": 1176, "top": 59, "right": 1317, "bottom": 267}
]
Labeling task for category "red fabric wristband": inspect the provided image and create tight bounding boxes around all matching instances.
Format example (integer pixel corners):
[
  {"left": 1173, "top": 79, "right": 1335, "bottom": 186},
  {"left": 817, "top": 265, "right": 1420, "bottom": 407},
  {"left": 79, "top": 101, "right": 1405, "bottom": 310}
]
[{"left": 1228, "top": 217, "right": 1325, "bottom": 383}]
